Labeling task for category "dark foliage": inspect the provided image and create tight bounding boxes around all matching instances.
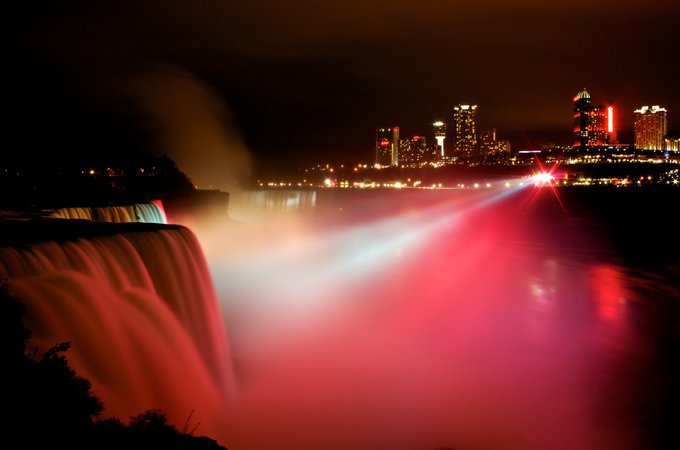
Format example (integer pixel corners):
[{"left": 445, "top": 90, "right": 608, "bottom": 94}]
[
  {"left": 2, "top": 281, "right": 103, "bottom": 444},
  {"left": 0, "top": 155, "right": 196, "bottom": 209},
  {"left": 1, "top": 282, "right": 227, "bottom": 449}
]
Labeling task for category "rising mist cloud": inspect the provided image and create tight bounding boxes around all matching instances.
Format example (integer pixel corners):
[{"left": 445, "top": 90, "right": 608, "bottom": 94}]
[{"left": 115, "top": 64, "right": 252, "bottom": 192}]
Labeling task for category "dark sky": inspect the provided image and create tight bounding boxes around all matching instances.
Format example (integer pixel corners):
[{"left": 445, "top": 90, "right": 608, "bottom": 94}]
[{"left": 5, "top": 0, "right": 680, "bottom": 187}]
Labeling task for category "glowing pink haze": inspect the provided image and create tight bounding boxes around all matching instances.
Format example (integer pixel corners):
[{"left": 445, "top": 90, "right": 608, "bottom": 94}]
[{"left": 198, "top": 186, "right": 643, "bottom": 450}]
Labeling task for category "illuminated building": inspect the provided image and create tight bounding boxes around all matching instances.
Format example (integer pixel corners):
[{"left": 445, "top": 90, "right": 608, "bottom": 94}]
[
  {"left": 433, "top": 121, "right": 446, "bottom": 158},
  {"left": 607, "top": 106, "right": 618, "bottom": 144},
  {"left": 375, "top": 127, "right": 400, "bottom": 167},
  {"left": 590, "top": 106, "right": 607, "bottom": 145},
  {"left": 573, "top": 89, "right": 591, "bottom": 147},
  {"left": 665, "top": 137, "right": 680, "bottom": 152},
  {"left": 398, "top": 136, "right": 428, "bottom": 167},
  {"left": 452, "top": 104, "right": 478, "bottom": 162},
  {"left": 478, "top": 128, "right": 511, "bottom": 161},
  {"left": 573, "top": 88, "right": 608, "bottom": 147},
  {"left": 634, "top": 105, "right": 667, "bottom": 150}
]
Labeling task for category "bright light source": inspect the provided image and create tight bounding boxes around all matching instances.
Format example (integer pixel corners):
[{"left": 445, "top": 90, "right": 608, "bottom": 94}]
[{"left": 532, "top": 172, "right": 554, "bottom": 185}]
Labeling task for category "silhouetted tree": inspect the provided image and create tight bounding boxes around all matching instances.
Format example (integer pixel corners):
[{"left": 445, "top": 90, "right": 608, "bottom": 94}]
[
  {"left": 2, "top": 281, "right": 103, "bottom": 445},
  {"left": 1, "top": 281, "right": 227, "bottom": 449}
]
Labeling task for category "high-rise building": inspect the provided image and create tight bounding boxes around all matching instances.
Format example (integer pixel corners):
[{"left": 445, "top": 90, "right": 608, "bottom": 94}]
[
  {"left": 478, "top": 128, "right": 511, "bottom": 161},
  {"left": 573, "top": 88, "right": 608, "bottom": 147},
  {"left": 573, "top": 89, "right": 591, "bottom": 147},
  {"left": 375, "top": 127, "right": 400, "bottom": 166},
  {"left": 452, "top": 104, "right": 477, "bottom": 161},
  {"left": 398, "top": 136, "right": 428, "bottom": 167},
  {"left": 433, "top": 121, "right": 446, "bottom": 158},
  {"left": 590, "top": 105, "right": 608, "bottom": 146},
  {"left": 665, "top": 137, "right": 680, "bottom": 152},
  {"left": 607, "top": 106, "right": 618, "bottom": 144},
  {"left": 634, "top": 105, "right": 667, "bottom": 150}
]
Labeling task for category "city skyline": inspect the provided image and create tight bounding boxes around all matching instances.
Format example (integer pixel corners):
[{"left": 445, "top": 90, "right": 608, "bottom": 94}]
[
  {"left": 5, "top": 1, "right": 679, "bottom": 188},
  {"left": 371, "top": 89, "right": 675, "bottom": 167}
]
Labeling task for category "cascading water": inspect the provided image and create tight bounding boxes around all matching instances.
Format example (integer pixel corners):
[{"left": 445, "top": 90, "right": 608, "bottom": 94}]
[
  {"left": 0, "top": 220, "right": 233, "bottom": 441},
  {"left": 144, "top": 199, "right": 169, "bottom": 224},
  {"left": 50, "top": 206, "right": 95, "bottom": 221},
  {"left": 227, "top": 190, "right": 317, "bottom": 224},
  {"left": 50, "top": 200, "right": 168, "bottom": 224}
]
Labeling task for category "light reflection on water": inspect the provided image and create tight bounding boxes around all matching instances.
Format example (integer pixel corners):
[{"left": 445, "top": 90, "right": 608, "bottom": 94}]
[{"left": 198, "top": 187, "right": 678, "bottom": 450}]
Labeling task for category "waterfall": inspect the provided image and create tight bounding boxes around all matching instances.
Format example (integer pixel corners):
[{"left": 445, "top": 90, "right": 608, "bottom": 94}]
[
  {"left": 50, "top": 200, "right": 168, "bottom": 224},
  {"left": 0, "top": 221, "right": 232, "bottom": 438},
  {"left": 235, "top": 190, "right": 316, "bottom": 212},
  {"left": 50, "top": 206, "right": 95, "bottom": 221},
  {"left": 228, "top": 190, "right": 317, "bottom": 224},
  {"left": 141, "top": 199, "right": 169, "bottom": 224}
]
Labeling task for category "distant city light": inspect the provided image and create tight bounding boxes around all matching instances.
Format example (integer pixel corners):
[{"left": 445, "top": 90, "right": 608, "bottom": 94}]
[{"left": 532, "top": 172, "right": 554, "bottom": 185}]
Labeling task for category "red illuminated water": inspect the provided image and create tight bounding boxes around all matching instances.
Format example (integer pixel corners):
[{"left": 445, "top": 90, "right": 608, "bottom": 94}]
[
  {"left": 0, "top": 222, "right": 234, "bottom": 437},
  {"left": 201, "top": 186, "right": 678, "bottom": 450}
]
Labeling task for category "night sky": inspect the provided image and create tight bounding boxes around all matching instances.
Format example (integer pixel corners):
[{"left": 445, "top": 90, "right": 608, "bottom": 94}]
[{"left": 5, "top": 0, "right": 680, "bottom": 187}]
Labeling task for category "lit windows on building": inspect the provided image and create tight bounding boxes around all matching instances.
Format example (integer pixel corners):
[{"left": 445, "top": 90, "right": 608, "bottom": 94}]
[
  {"left": 375, "top": 127, "right": 400, "bottom": 167},
  {"left": 398, "top": 136, "right": 428, "bottom": 168},
  {"left": 573, "top": 88, "right": 608, "bottom": 148},
  {"left": 478, "top": 128, "right": 511, "bottom": 161},
  {"left": 433, "top": 121, "right": 446, "bottom": 158},
  {"left": 452, "top": 104, "right": 478, "bottom": 162},
  {"left": 665, "top": 137, "right": 680, "bottom": 152},
  {"left": 634, "top": 105, "right": 668, "bottom": 151},
  {"left": 573, "top": 89, "right": 591, "bottom": 147},
  {"left": 589, "top": 106, "right": 608, "bottom": 146}
]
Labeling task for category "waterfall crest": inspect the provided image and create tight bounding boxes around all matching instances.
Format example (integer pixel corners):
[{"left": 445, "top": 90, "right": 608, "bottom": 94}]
[{"left": 50, "top": 200, "right": 168, "bottom": 224}]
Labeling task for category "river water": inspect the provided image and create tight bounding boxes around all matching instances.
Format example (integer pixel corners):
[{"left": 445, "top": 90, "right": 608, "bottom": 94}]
[{"left": 196, "top": 186, "right": 679, "bottom": 450}]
